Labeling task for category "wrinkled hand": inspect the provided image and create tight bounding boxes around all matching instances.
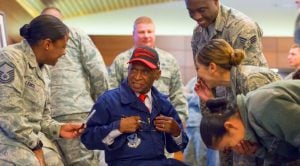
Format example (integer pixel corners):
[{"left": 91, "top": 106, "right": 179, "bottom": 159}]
[
  {"left": 154, "top": 115, "right": 181, "bottom": 137},
  {"left": 119, "top": 116, "right": 141, "bottom": 133},
  {"left": 33, "top": 149, "right": 46, "bottom": 166},
  {"left": 232, "top": 140, "right": 260, "bottom": 156},
  {"left": 194, "top": 78, "right": 214, "bottom": 102},
  {"left": 60, "top": 123, "right": 85, "bottom": 139}
]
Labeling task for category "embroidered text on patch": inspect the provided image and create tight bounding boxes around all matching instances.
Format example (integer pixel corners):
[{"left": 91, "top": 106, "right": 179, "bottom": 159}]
[{"left": 0, "top": 62, "right": 15, "bottom": 84}]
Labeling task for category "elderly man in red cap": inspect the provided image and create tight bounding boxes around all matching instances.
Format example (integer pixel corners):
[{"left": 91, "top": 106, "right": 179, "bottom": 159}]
[{"left": 81, "top": 46, "right": 188, "bottom": 166}]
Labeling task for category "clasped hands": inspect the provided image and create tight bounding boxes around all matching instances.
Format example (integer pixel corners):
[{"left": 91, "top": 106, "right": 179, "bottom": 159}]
[{"left": 119, "top": 115, "right": 181, "bottom": 137}]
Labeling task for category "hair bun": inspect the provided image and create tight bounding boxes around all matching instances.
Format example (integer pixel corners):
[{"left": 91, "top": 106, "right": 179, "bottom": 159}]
[
  {"left": 206, "top": 97, "right": 228, "bottom": 113},
  {"left": 20, "top": 24, "right": 30, "bottom": 38}
]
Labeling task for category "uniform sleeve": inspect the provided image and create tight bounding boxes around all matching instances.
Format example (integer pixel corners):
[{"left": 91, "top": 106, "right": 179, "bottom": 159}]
[
  {"left": 40, "top": 88, "right": 62, "bottom": 140},
  {"left": 247, "top": 88, "right": 300, "bottom": 148},
  {"left": 81, "top": 96, "right": 125, "bottom": 150},
  {"left": 232, "top": 22, "right": 268, "bottom": 67},
  {"left": 108, "top": 52, "right": 128, "bottom": 89},
  {"left": 77, "top": 29, "right": 110, "bottom": 100},
  {"left": 0, "top": 58, "right": 40, "bottom": 149},
  {"left": 168, "top": 58, "right": 188, "bottom": 123},
  {"left": 242, "top": 71, "right": 281, "bottom": 94}
]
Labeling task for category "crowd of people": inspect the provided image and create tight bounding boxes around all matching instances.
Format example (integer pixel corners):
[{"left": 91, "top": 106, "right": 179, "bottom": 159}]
[{"left": 0, "top": 0, "right": 299, "bottom": 165}]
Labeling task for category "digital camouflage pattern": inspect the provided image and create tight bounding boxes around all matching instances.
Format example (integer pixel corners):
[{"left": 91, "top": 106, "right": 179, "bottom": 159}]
[
  {"left": 0, "top": 40, "right": 63, "bottom": 165},
  {"left": 191, "top": 5, "right": 268, "bottom": 67},
  {"left": 48, "top": 27, "right": 109, "bottom": 118},
  {"left": 48, "top": 27, "right": 109, "bottom": 165},
  {"left": 109, "top": 47, "right": 188, "bottom": 122}
]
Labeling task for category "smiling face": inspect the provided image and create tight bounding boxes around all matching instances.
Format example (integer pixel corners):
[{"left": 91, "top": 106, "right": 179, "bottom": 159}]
[
  {"left": 195, "top": 60, "right": 222, "bottom": 89},
  {"left": 41, "top": 34, "right": 68, "bottom": 66},
  {"left": 128, "top": 62, "right": 160, "bottom": 94},
  {"left": 185, "top": 0, "right": 219, "bottom": 28}
]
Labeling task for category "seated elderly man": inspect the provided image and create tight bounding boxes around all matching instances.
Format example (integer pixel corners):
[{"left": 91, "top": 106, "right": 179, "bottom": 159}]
[{"left": 81, "top": 46, "right": 188, "bottom": 166}]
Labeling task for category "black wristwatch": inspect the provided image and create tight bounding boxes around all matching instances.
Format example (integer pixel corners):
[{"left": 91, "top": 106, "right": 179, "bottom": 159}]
[{"left": 31, "top": 140, "right": 43, "bottom": 151}]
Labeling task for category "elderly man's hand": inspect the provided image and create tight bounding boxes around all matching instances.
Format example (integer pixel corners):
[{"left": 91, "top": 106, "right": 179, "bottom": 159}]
[
  {"left": 154, "top": 115, "right": 181, "bottom": 136},
  {"left": 119, "top": 116, "right": 141, "bottom": 133}
]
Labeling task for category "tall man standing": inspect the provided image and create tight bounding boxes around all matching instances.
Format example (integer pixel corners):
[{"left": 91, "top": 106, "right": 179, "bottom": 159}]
[{"left": 185, "top": 0, "right": 269, "bottom": 165}]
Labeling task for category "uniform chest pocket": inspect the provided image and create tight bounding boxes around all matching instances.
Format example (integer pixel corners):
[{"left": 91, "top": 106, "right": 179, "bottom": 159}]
[{"left": 23, "top": 78, "right": 46, "bottom": 109}]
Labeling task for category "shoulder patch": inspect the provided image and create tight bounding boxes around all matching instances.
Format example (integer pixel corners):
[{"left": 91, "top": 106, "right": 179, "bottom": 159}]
[{"left": 0, "top": 62, "right": 15, "bottom": 84}]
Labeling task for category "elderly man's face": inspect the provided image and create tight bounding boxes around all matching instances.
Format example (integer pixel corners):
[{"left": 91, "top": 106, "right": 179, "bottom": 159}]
[
  {"left": 128, "top": 62, "right": 160, "bottom": 94},
  {"left": 185, "top": 0, "right": 219, "bottom": 28}
]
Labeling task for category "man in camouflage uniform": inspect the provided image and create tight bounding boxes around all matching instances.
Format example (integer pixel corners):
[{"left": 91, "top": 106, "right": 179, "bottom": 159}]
[
  {"left": 109, "top": 16, "right": 188, "bottom": 159},
  {"left": 42, "top": 7, "right": 110, "bottom": 166},
  {"left": 185, "top": 0, "right": 268, "bottom": 67},
  {"left": 185, "top": 0, "right": 269, "bottom": 165}
]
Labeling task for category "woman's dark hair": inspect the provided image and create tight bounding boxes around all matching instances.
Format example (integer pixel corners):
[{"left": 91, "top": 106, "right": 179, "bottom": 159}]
[
  {"left": 200, "top": 98, "right": 238, "bottom": 148},
  {"left": 19, "top": 15, "right": 68, "bottom": 46},
  {"left": 196, "top": 39, "right": 245, "bottom": 70}
]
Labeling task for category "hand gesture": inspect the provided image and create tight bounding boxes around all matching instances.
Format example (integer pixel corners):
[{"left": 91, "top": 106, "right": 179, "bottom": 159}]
[
  {"left": 60, "top": 123, "right": 85, "bottom": 139},
  {"left": 154, "top": 115, "right": 181, "bottom": 137},
  {"left": 119, "top": 116, "right": 141, "bottom": 133},
  {"left": 194, "top": 78, "right": 214, "bottom": 102},
  {"left": 232, "top": 140, "right": 260, "bottom": 156}
]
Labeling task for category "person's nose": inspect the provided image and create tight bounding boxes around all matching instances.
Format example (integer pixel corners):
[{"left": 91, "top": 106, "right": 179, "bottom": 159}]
[
  {"left": 134, "top": 71, "right": 143, "bottom": 80},
  {"left": 192, "top": 12, "right": 203, "bottom": 21}
]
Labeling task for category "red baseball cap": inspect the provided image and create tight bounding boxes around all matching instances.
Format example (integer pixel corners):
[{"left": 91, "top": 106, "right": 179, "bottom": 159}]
[{"left": 128, "top": 46, "right": 160, "bottom": 69}]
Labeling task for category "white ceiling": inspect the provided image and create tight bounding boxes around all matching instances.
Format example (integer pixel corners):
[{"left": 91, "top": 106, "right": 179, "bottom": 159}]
[{"left": 63, "top": 0, "right": 298, "bottom": 36}]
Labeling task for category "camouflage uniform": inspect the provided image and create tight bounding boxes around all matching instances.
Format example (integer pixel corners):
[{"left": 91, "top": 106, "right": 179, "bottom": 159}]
[
  {"left": 0, "top": 40, "right": 64, "bottom": 165},
  {"left": 191, "top": 5, "right": 268, "bottom": 67},
  {"left": 192, "top": 4, "right": 269, "bottom": 165},
  {"left": 109, "top": 47, "right": 188, "bottom": 123},
  {"left": 48, "top": 27, "right": 110, "bottom": 165},
  {"left": 228, "top": 65, "right": 281, "bottom": 166}
]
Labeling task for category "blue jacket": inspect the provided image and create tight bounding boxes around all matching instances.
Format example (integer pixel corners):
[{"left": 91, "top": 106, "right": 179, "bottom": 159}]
[{"left": 81, "top": 80, "right": 188, "bottom": 165}]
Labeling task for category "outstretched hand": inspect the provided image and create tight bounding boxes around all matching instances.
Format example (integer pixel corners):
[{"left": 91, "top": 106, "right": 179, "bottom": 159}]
[
  {"left": 194, "top": 78, "right": 214, "bottom": 102},
  {"left": 60, "top": 123, "right": 85, "bottom": 139}
]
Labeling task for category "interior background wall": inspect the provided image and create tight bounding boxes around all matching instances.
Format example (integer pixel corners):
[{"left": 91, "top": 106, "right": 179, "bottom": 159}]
[{"left": 90, "top": 35, "right": 294, "bottom": 84}]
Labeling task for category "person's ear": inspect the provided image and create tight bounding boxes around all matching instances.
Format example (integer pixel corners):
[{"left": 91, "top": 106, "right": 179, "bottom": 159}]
[
  {"left": 154, "top": 70, "right": 161, "bottom": 80},
  {"left": 224, "top": 121, "right": 237, "bottom": 134},
  {"left": 208, "top": 62, "right": 217, "bottom": 74},
  {"left": 42, "top": 38, "right": 52, "bottom": 51}
]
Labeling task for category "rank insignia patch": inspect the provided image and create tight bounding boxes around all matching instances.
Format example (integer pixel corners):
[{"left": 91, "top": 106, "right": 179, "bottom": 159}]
[{"left": 0, "top": 62, "right": 15, "bottom": 84}]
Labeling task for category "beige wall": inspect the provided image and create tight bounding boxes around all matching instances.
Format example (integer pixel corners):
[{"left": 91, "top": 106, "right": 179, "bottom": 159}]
[{"left": 90, "top": 35, "right": 294, "bottom": 84}]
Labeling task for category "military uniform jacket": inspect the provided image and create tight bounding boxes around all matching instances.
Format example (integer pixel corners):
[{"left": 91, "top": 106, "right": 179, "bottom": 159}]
[
  {"left": 237, "top": 80, "right": 300, "bottom": 162},
  {"left": 0, "top": 40, "right": 61, "bottom": 150},
  {"left": 109, "top": 47, "right": 188, "bottom": 122},
  {"left": 229, "top": 65, "right": 282, "bottom": 100},
  {"left": 48, "top": 27, "right": 110, "bottom": 118},
  {"left": 191, "top": 5, "right": 268, "bottom": 67},
  {"left": 81, "top": 80, "right": 188, "bottom": 164}
]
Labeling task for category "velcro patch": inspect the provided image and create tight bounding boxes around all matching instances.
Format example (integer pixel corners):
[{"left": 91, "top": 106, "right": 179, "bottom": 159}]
[{"left": 0, "top": 62, "right": 15, "bottom": 84}]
